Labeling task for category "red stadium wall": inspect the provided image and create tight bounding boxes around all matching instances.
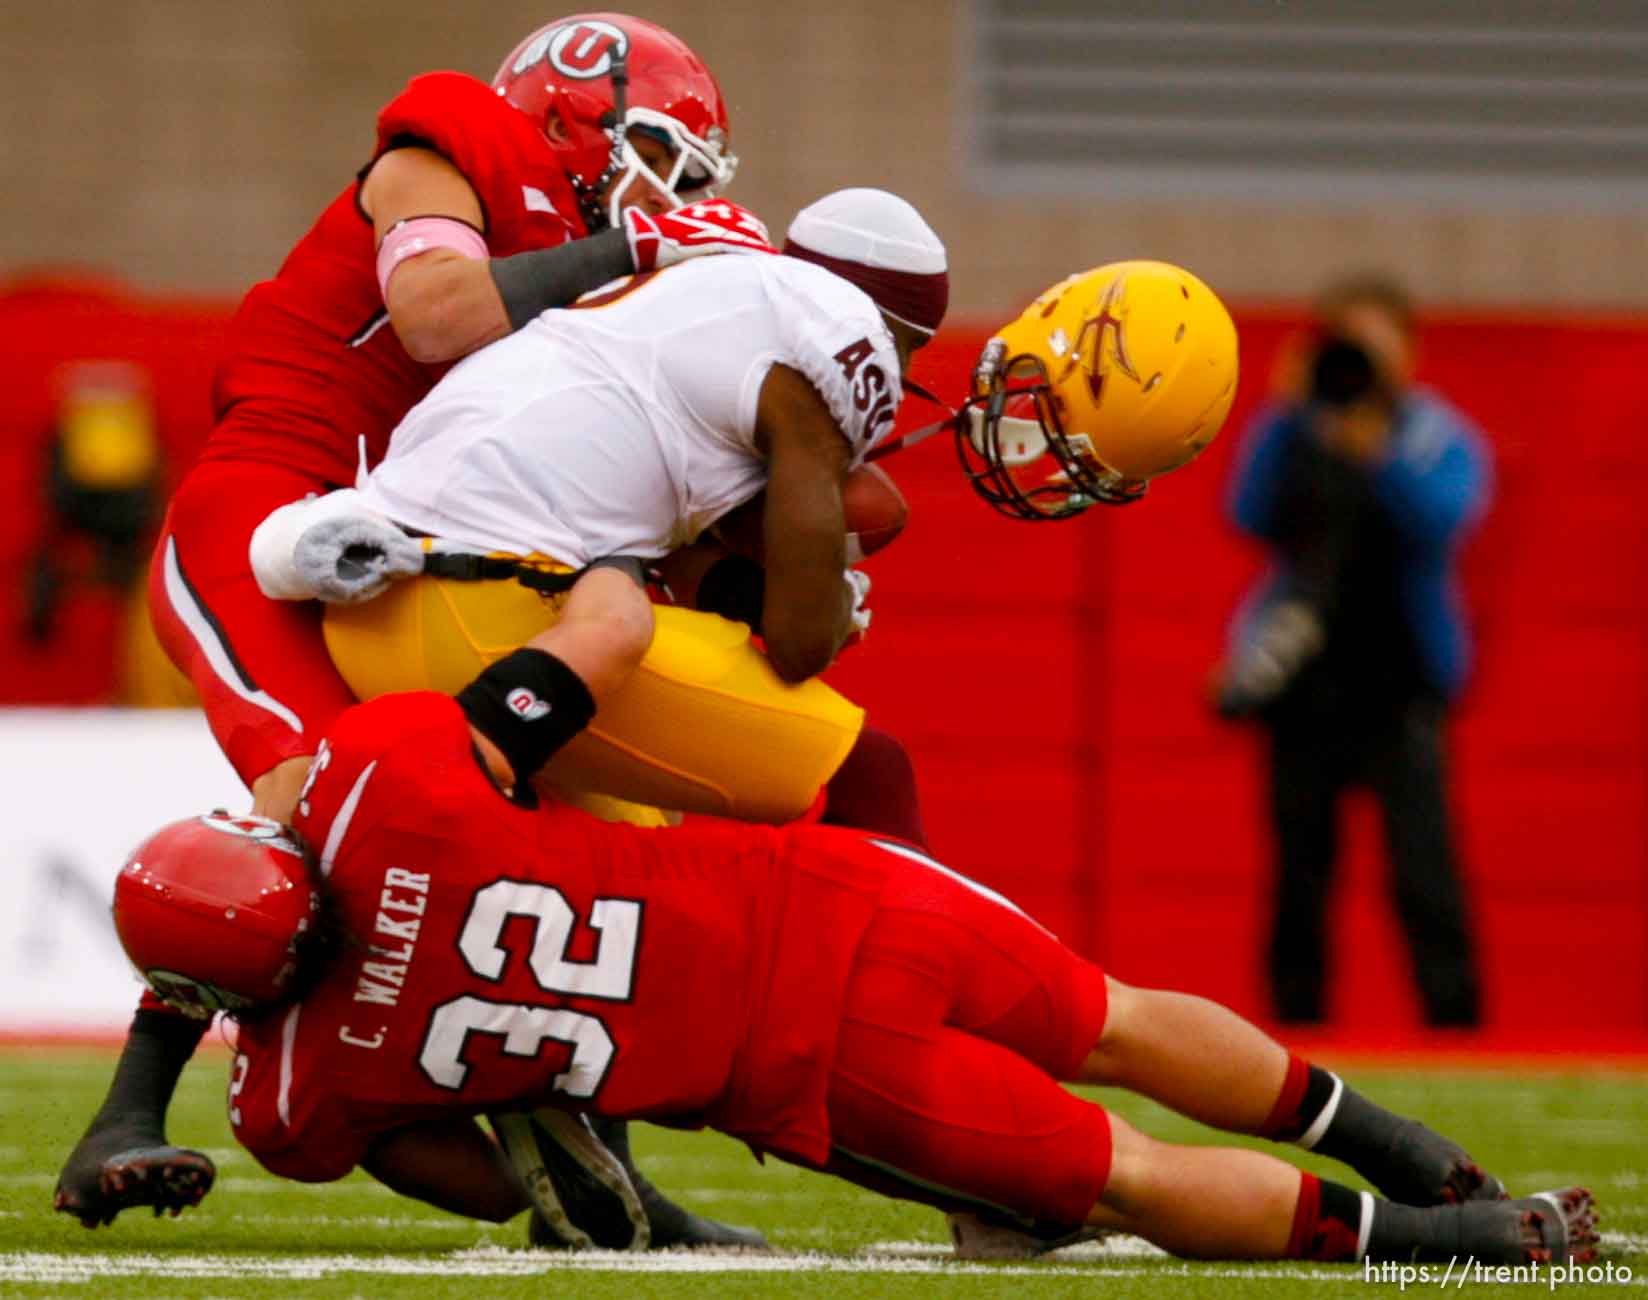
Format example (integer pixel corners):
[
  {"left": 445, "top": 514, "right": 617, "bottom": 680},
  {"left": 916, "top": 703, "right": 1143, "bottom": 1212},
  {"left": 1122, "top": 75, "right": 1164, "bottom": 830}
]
[{"left": 3, "top": 276, "right": 1645, "bottom": 1047}]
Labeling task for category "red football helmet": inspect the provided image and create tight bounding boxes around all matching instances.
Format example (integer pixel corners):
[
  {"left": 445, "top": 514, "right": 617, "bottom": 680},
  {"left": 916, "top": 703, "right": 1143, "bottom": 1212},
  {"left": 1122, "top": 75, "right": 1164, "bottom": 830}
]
[
  {"left": 494, "top": 13, "right": 737, "bottom": 228},
  {"left": 112, "top": 814, "right": 318, "bottom": 1017}
]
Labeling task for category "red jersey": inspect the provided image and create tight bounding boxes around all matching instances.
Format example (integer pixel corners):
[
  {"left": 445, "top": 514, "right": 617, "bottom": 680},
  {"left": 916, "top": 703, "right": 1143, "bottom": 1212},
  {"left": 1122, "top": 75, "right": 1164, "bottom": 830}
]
[
  {"left": 231, "top": 693, "right": 888, "bottom": 1182},
  {"left": 204, "top": 73, "right": 586, "bottom": 486}
]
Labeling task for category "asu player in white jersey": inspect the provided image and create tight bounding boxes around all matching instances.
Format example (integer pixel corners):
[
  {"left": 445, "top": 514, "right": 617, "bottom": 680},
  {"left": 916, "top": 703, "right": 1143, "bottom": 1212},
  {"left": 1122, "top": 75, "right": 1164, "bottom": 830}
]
[{"left": 253, "top": 189, "right": 947, "bottom": 829}]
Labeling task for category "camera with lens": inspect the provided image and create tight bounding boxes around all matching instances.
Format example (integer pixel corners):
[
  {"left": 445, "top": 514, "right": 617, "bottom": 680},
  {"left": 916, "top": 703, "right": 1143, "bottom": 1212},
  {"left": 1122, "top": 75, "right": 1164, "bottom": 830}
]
[{"left": 1307, "top": 335, "right": 1385, "bottom": 409}]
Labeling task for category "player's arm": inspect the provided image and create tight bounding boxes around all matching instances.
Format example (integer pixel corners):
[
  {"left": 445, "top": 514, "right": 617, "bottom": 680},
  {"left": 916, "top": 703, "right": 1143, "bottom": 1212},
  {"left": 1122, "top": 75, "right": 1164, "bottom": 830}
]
[
  {"left": 465, "top": 561, "right": 656, "bottom": 796},
  {"left": 361, "top": 1117, "right": 527, "bottom": 1222},
  {"left": 360, "top": 147, "right": 515, "bottom": 362},
  {"left": 362, "top": 148, "right": 773, "bottom": 364},
  {"left": 753, "top": 364, "right": 857, "bottom": 683}
]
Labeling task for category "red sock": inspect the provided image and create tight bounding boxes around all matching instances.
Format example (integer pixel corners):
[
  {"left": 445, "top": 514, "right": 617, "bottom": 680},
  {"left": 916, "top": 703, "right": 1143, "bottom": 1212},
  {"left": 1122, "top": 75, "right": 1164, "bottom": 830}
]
[
  {"left": 1259, "top": 1054, "right": 1337, "bottom": 1141},
  {"left": 1259, "top": 1053, "right": 1310, "bottom": 1137},
  {"left": 1287, "top": 1172, "right": 1366, "bottom": 1261}
]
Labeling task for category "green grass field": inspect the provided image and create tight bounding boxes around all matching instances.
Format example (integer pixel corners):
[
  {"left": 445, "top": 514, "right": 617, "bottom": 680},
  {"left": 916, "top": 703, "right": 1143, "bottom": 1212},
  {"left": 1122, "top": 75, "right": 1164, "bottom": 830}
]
[{"left": 2, "top": 1047, "right": 1643, "bottom": 1298}]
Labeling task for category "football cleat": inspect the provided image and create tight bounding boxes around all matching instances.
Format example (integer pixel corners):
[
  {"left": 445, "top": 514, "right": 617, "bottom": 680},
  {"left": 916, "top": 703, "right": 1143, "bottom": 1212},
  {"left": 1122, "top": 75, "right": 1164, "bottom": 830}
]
[
  {"left": 54, "top": 1142, "right": 215, "bottom": 1228},
  {"left": 631, "top": 1168, "right": 771, "bottom": 1251},
  {"left": 495, "top": 1109, "right": 649, "bottom": 1251},
  {"left": 1374, "top": 1119, "right": 1508, "bottom": 1207},
  {"left": 1458, "top": 1187, "right": 1597, "bottom": 1265},
  {"left": 582, "top": 1115, "right": 770, "bottom": 1251}
]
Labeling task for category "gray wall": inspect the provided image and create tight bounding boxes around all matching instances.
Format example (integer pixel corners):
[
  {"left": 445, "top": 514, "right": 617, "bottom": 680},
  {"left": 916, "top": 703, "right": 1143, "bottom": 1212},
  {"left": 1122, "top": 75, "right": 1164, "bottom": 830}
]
[{"left": 4, "top": 1, "right": 1644, "bottom": 317}]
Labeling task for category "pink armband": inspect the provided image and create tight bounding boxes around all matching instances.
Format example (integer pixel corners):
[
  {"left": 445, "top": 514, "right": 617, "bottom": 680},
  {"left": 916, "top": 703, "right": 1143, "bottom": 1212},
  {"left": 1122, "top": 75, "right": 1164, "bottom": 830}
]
[{"left": 375, "top": 217, "right": 489, "bottom": 298}]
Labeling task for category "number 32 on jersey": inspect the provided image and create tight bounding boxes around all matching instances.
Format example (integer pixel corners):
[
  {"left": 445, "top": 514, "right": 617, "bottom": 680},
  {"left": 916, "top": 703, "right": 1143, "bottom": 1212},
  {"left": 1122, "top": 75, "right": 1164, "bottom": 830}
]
[{"left": 418, "top": 881, "right": 643, "bottom": 1098}]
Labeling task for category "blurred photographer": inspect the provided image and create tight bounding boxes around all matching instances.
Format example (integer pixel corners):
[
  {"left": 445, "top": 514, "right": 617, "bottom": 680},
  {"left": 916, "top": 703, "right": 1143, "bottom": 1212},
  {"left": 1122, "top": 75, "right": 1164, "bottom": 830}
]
[{"left": 1216, "top": 274, "right": 1492, "bottom": 1027}]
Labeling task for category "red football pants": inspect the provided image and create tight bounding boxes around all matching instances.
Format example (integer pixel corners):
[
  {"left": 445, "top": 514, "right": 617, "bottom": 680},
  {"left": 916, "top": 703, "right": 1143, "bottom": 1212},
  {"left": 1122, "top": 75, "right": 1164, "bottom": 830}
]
[
  {"left": 821, "top": 843, "right": 1113, "bottom": 1227},
  {"left": 148, "top": 457, "right": 358, "bottom": 788}
]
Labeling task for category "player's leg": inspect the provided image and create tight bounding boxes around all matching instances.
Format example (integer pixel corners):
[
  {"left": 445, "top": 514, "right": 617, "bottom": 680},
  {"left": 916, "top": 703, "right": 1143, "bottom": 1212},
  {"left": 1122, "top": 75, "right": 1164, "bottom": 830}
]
[
  {"left": 857, "top": 837, "right": 1504, "bottom": 1208},
  {"left": 818, "top": 723, "right": 927, "bottom": 848},
  {"left": 327, "top": 582, "right": 867, "bottom": 822},
  {"left": 53, "top": 1002, "right": 215, "bottom": 1227},
  {"left": 1095, "top": 1119, "right": 1595, "bottom": 1264},
  {"left": 825, "top": 849, "right": 1592, "bottom": 1263},
  {"left": 58, "top": 459, "right": 356, "bottom": 1225},
  {"left": 150, "top": 458, "right": 359, "bottom": 800},
  {"left": 1084, "top": 978, "right": 1504, "bottom": 1205},
  {"left": 824, "top": 1022, "right": 1593, "bottom": 1264}
]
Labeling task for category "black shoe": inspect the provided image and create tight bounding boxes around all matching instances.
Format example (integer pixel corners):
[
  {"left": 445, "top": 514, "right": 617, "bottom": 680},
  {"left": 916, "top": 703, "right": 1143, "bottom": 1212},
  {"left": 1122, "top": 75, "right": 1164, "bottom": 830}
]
[
  {"left": 495, "top": 1110, "right": 648, "bottom": 1251},
  {"left": 1376, "top": 1119, "right": 1507, "bottom": 1207},
  {"left": 630, "top": 1162, "right": 770, "bottom": 1251},
  {"left": 1458, "top": 1188, "right": 1597, "bottom": 1265},
  {"left": 586, "top": 1116, "right": 769, "bottom": 1252},
  {"left": 55, "top": 1126, "right": 215, "bottom": 1228}
]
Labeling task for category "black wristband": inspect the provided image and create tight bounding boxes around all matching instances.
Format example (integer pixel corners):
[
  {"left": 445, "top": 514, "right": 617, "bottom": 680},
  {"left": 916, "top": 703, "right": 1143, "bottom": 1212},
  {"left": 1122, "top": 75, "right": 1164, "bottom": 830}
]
[
  {"left": 456, "top": 648, "right": 596, "bottom": 785},
  {"left": 489, "top": 228, "right": 634, "bottom": 331},
  {"left": 586, "top": 554, "right": 648, "bottom": 587},
  {"left": 696, "top": 553, "right": 766, "bottom": 630}
]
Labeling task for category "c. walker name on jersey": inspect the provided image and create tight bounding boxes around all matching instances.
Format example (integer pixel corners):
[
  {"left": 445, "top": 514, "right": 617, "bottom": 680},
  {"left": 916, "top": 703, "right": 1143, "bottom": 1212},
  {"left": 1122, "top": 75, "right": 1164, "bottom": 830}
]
[{"left": 350, "top": 867, "right": 432, "bottom": 1011}]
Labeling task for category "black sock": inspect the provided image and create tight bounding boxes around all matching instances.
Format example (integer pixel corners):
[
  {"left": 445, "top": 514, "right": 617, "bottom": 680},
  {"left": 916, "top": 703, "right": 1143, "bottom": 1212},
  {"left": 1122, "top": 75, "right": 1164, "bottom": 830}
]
[
  {"left": 1284, "top": 1068, "right": 1398, "bottom": 1168},
  {"left": 85, "top": 1009, "right": 209, "bottom": 1139},
  {"left": 1364, "top": 1199, "right": 1465, "bottom": 1262}
]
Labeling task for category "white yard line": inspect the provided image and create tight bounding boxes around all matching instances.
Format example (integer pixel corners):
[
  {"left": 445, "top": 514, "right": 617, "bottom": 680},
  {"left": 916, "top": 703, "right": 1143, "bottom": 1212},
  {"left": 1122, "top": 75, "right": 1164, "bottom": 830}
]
[{"left": 7, "top": 1245, "right": 1642, "bottom": 1285}]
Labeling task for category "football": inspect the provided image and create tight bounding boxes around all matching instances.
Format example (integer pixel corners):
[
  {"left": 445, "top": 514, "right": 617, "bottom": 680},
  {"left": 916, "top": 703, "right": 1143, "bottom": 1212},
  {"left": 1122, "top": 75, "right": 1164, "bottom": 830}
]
[
  {"left": 842, "top": 461, "right": 908, "bottom": 563},
  {"left": 710, "top": 463, "right": 908, "bottom": 565}
]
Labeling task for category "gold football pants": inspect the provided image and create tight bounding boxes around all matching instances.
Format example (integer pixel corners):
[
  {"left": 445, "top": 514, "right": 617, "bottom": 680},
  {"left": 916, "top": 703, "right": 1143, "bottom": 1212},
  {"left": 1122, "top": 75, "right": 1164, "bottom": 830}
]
[{"left": 323, "top": 567, "right": 865, "bottom": 824}]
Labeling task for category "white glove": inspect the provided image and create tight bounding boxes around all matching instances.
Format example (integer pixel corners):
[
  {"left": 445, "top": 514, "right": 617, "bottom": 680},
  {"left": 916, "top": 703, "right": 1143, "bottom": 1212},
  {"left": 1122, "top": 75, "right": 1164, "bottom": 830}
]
[
  {"left": 844, "top": 567, "right": 873, "bottom": 639},
  {"left": 249, "top": 490, "right": 424, "bottom": 604}
]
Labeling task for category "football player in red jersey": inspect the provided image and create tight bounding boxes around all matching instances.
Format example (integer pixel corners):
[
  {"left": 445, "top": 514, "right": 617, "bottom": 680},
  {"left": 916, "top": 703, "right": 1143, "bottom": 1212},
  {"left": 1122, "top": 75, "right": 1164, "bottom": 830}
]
[
  {"left": 56, "top": 13, "right": 770, "bottom": 1244},
  {"left": 100, "top": 674, "right": 1595, "bottom": 1266}
]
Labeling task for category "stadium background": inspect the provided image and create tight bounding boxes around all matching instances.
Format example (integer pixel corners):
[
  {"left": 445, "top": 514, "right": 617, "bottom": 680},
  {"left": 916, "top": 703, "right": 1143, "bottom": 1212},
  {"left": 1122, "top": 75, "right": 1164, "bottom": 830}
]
[{"left": 2, "top": 0, "right": 1645, "bottom": 1049}]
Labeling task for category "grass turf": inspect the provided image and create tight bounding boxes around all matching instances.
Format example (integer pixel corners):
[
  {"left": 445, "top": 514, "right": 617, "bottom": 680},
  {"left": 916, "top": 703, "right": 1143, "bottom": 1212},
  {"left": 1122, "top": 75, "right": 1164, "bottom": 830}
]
[{"left": 1, "top": 1046, "right": 1643, "bottom": 1298}]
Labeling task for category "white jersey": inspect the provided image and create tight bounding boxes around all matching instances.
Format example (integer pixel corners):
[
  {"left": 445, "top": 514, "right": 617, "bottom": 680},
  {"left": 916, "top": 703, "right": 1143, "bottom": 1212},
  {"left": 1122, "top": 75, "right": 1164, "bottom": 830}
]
[{"left": 359, "top": 254, "right": 902, "bottom": 565}]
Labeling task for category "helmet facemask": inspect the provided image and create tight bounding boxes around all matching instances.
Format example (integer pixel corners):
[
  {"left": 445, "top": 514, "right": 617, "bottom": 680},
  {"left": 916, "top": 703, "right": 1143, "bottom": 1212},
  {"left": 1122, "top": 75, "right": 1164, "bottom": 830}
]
[
  {"left": 582, "top": 54, "right": 738, "bottom": 230},
  {"left": 955, "top": 339, "right": 1148, "bottom": 521}
]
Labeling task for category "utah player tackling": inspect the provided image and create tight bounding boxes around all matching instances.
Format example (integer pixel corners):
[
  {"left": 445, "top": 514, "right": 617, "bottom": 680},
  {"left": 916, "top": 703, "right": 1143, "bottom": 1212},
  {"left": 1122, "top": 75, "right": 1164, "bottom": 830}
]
[
  {"left": 111, "top": 686, "right": 1597, "bottom": 1266},
  {"left": 59, "top": 12, "right": 768, "bottom": 1244}
]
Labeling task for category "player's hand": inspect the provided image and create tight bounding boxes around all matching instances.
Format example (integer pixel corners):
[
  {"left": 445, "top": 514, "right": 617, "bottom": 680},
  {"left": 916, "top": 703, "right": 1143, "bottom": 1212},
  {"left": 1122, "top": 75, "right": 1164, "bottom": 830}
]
[
  {"left": 292, "top": 511, "right": 424, "bottom": 604},
  {"left": 624, "top": 200, "right": 775, "bottom": 272},
  {"left": 837, "top": 568, "right": 873, "bottom": 655}
]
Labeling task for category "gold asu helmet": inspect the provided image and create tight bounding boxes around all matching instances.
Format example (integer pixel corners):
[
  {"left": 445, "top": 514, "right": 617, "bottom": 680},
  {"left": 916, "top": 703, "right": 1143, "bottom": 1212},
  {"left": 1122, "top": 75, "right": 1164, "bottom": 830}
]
[{"left": 956, "top": 260, "right": 1238, "bottom": 520}]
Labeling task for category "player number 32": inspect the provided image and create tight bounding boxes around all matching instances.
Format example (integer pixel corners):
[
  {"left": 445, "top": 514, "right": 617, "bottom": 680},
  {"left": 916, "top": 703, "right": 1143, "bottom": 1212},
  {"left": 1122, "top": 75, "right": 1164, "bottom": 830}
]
[{"left": 418, "top": 880, "right": 642, "bottom": 1098}]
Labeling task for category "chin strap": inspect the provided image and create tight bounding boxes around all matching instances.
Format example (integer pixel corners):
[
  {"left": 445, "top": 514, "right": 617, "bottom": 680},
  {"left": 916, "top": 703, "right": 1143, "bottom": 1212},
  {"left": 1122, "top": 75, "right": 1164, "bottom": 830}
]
[
  {"left": 863, "top": 378, "right": 957, "bottom": 463},
  {"left": 582, "top": 49, "right": 632, "bottom": 231}
]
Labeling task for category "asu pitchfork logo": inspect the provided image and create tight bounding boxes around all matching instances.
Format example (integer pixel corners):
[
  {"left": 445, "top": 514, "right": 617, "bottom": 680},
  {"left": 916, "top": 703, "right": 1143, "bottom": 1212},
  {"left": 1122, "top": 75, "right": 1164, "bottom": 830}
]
[
  {"left": 512, "top": 19, "right": 630, "bottom": 80},
  {"left": 1069, "top": 274, "right": 1142, "bottom": 404}
]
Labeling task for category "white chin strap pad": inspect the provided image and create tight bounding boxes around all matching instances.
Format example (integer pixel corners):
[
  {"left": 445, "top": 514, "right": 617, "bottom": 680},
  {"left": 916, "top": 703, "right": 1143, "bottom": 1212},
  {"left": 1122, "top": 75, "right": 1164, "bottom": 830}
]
[{"left": 967, "top": 406, "right": 1048, "bottom": 468}]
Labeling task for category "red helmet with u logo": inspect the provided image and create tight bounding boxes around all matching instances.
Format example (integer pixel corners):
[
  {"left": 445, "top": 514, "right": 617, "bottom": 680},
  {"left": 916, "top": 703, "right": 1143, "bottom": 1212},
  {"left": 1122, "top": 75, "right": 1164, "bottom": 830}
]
[
  {"left": 494, "top": 13, "right": 737, "bottom": 228},
  {"left": 112, "top": 814, "right": 317, "bottom": 1017}
]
